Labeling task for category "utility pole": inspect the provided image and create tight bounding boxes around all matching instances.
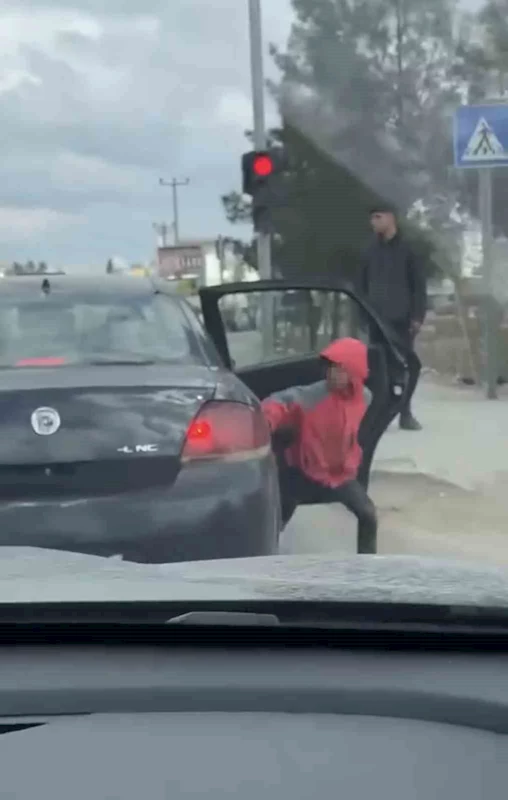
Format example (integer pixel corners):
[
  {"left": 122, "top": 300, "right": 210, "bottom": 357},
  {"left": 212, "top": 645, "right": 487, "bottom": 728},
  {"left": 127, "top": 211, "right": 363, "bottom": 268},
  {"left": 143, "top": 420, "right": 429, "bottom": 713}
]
[
  {"left": 159, "top": 178, "right": 189, "bottom": 244},
  {"left": 477, "top": 95, "right": 505, "bottom": 399},
  {"left": 248, "top": 0, "right": 271, "bottom": 281},
  {"left": 216, "top": 235, "right": 226, "bottom": 282},
  {"left": 479, "top": 168, "right": 497, "bottom": 398},
  {"left": 153, "top": 222, "right": 171, "bottom": 248}
]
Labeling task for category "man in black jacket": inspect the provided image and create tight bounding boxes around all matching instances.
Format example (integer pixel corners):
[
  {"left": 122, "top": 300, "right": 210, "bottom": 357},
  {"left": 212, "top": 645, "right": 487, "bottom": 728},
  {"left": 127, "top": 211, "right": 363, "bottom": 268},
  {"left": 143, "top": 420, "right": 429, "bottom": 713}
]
[{"left": 360, "top": 203, "right": 427, "bottom": 431}]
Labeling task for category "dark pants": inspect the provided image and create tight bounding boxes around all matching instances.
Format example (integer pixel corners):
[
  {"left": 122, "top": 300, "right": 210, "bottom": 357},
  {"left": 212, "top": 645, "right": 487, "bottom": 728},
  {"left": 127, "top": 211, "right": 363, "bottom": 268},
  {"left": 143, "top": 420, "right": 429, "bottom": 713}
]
[
  {"left": 371, "top": 321, "right": 421, "bottom": 418},
  {"left": 279, "top": 463, "right": 378, "bottom": 554}
]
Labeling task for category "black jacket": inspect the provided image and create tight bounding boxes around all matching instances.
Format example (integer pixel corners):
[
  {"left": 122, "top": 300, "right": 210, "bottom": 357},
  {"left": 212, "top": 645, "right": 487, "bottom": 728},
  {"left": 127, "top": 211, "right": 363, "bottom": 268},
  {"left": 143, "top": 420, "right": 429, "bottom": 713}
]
[{"left": 359, "top": 234, "right": 427, "bottom": 325}]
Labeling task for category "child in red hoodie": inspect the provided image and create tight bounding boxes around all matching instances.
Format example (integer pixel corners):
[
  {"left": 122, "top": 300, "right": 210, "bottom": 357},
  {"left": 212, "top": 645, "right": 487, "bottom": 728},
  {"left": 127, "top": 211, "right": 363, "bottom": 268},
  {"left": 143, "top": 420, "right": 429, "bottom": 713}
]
[{"left": 262, "top": 337, "right": 377, "bottom": 554}]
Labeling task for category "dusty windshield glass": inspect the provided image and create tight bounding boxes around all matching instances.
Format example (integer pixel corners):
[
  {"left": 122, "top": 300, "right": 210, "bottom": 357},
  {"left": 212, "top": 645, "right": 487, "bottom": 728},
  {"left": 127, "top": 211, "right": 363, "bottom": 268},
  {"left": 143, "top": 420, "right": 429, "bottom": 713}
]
[{"left": 1, "top": 0, "right": 507, "bottom": 607}]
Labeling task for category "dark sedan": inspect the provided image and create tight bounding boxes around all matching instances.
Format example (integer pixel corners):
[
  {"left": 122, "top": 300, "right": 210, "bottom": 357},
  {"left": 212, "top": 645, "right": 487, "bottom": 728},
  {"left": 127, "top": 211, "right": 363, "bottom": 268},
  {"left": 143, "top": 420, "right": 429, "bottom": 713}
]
[
  {"left": 0, "top": 275, "right": 281, "bottom": 563},
  {"left": 0, "top": 274, "right": 407, "bottom": 562}
]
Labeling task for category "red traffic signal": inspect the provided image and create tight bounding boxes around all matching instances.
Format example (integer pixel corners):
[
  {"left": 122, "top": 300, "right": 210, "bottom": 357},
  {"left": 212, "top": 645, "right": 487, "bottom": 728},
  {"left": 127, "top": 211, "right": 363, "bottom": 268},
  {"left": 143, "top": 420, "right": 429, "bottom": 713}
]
[
  {"left": 241, "top": 148, "right": 286, "bottom": 198},
  {"left": 252, "top": 153, "right": 274, "bottom": 177}
]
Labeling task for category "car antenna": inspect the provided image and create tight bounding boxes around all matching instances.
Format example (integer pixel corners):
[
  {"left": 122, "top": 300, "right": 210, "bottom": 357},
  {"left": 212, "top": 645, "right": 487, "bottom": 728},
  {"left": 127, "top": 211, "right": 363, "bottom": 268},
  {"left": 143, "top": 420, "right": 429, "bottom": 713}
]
[{"left": 41, "top": 278, "right": 50, "bottom": 294}]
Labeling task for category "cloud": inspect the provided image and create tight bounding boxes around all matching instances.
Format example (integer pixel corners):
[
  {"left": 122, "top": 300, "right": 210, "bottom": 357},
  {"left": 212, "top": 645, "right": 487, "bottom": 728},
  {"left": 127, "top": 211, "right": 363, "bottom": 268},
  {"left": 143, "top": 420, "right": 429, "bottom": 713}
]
[
  {"left": 0, "top": 207, "right": 83, "bottom": 242},
  {"left": 0, "top": 0, "right": 292, "bottom": 264}
]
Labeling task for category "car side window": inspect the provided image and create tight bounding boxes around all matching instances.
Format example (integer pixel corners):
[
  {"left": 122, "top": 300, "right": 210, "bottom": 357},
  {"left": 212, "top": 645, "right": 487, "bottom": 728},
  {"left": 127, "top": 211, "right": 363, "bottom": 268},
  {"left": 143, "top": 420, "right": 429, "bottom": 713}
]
[{"left": 217, "top": 289, "right": 368, "bottom": 368}]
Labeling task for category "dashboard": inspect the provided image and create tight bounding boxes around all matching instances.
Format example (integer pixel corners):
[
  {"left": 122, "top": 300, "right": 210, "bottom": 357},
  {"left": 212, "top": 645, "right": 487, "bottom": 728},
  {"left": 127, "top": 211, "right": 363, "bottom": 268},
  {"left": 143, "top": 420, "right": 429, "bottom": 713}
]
[{"left": 0, "top": 644, "right": 506, "bottom": 798}]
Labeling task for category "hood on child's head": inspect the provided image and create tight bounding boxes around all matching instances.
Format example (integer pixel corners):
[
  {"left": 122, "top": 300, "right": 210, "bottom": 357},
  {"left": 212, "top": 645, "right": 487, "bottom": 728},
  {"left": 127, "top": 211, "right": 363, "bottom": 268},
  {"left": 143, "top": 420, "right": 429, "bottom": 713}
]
[{"left": 320, "top": 338, "right": 368, "bottom": 384}]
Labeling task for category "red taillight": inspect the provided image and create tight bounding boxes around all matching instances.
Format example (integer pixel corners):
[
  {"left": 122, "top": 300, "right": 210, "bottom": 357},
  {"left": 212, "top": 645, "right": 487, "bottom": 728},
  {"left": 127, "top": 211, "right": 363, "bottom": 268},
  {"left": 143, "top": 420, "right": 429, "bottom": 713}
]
[
  {"left": 187, "top": 419, "right": 212, "bottom": 441},
  {"left": 16, "top": 357, "right": 67, "bottom": 367},
  {"left": 181, "top": 401, "right": 270, "bottom": 462}
]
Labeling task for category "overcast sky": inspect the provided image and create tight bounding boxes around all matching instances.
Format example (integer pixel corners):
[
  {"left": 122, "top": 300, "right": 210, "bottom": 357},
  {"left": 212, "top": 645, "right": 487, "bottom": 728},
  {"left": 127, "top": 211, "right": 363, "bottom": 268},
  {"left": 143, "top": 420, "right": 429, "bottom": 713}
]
[
  {"left": 0, "top": 0, "right": 292, "bottom": 267},
  {"left": 0, "top": 0, "right": 483, "bottom": 268}
]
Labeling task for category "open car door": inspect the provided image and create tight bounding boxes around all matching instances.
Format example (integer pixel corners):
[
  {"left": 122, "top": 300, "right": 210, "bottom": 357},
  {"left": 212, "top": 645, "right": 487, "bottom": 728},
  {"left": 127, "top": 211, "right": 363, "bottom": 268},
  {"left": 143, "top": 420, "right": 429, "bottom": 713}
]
[{"left": 199, "top": 279, "right": 409, "bottom": 491}]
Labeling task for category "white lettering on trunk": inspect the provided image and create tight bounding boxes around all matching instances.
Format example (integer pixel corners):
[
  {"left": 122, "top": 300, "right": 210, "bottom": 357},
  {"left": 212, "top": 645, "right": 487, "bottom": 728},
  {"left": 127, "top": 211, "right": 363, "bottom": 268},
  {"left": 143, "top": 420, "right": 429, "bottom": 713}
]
[{"left": 117, "top": 444, "right": 159, "bottom": 454}]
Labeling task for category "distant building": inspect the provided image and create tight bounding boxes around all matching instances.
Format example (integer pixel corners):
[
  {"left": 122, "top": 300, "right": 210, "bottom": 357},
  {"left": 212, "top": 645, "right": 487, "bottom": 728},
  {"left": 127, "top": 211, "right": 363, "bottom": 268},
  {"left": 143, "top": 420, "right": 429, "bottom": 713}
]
[
  {"left": 156, "top": 238, "right": 255, "bottom": 288},
  {"left": 157, "top": 241, "right": 209, "bottom": 282}
]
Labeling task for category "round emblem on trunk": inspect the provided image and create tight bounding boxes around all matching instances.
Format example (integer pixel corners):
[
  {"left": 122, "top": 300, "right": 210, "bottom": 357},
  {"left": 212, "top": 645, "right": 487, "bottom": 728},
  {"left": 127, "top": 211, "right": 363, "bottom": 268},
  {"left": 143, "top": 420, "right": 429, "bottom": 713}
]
[{"left": 30, "top": 407, "right": 61, "bottom": 436}]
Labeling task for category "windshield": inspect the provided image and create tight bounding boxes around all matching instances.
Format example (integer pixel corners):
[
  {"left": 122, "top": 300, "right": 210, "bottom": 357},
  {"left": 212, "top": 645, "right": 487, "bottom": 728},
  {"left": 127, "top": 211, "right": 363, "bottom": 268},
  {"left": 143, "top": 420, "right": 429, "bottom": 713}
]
[
  {"left": 2, "top": 0, "right": 508, "bottom": 614},
  {"left": 0, "top": 293, "right": 201, "bottom": 366}
]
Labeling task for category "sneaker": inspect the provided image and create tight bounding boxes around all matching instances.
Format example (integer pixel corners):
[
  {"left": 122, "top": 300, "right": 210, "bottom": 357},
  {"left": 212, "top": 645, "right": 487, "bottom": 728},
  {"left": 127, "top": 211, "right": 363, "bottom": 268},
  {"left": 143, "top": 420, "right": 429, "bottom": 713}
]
[{"left": 399, "top": 414, "right": 422, "bottom": 431}]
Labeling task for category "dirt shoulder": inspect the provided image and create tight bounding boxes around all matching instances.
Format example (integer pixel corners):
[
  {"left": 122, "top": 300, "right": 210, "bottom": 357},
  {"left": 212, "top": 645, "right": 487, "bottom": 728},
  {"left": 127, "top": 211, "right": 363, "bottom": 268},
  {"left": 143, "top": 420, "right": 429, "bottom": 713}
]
[{"left": 371, "top": 471, "right": 508, "bottom": 565}]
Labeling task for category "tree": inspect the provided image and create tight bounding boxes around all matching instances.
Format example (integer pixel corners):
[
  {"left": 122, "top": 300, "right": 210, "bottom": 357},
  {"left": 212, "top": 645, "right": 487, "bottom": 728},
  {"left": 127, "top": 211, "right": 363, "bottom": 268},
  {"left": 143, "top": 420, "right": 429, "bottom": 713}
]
[
  {"left": 271, "top": 122, "right": 389, "bottom": 281},
  {"left": 476, "top": 0, "right": 508, "bottom": 97},
  {"left": 7, "top": 260, "right": 50, "bottom": 275},
  {"left": 223, "top": 120, "right": 438, "bottom": 282},
  {"left": 270, "top": 0, "right": 463, "bottom": 221},
  {"left": 223, "top": 0, "right": 463, "bottom": 281},
  {"left": 222, "top": 192, "right": 251, "bottom": 226}
]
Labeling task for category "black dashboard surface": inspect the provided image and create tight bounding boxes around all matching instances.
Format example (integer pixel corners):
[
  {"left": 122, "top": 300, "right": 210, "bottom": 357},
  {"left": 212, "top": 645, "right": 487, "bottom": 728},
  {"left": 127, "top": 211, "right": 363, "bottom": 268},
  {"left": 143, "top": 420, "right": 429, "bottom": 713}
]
[
  {"left": 0, "top": 646, "right": 507, "bottom": 798},
  {"left": 1, "top": 711, "right": 505, "bottom": 799}
]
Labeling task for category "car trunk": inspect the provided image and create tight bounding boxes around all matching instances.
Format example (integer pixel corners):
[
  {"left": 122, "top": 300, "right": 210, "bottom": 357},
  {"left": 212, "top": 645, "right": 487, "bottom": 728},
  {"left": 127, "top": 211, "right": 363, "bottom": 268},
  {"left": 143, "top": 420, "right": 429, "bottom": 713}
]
[{"left": 0, "top": 364, "right": 217, "bottom": 501}]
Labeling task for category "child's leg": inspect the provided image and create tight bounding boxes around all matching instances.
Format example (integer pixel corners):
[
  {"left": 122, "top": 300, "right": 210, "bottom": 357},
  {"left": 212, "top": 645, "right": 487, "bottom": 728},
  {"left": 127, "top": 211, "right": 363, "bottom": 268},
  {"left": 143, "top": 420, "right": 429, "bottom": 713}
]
[
  {"left": 277, "top": 461, "right": 327, "bottom": 529},
  {"left": 330, "top": 480, "right": 378, "bottom": 554},
  {"left": 280, "top": 473, "right": 299, "bottom": 528},
  {"left": 274, "top": 452, "right": 301, "bottom": 529}
]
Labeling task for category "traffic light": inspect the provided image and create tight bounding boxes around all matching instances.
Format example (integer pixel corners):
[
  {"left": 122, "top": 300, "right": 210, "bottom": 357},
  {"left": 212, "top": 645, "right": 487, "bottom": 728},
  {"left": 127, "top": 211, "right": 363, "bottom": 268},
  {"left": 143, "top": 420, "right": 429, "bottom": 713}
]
[
  {"left": 242, "top": 151, "right": 275, "bottom": 194},
  {"left": 241, "top": 148, "right": 287, "bottom": 234}
]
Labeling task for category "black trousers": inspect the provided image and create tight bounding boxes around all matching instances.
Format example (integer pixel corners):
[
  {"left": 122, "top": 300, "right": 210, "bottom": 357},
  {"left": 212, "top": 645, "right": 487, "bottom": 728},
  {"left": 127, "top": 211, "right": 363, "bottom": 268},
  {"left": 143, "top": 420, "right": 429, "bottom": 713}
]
[
  {"left": 371, "top": 321, "right": 421, "bottom": 417},
  {"left": 279, "top": 463, "right": 378, "bottom": 554}
]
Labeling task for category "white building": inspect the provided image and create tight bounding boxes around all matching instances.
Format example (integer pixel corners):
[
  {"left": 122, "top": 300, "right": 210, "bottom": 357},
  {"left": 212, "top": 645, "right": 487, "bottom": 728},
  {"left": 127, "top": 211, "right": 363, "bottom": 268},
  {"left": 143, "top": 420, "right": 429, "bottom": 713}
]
[{"left": 156, "top": 238, "right": 257, "bottom": 288}]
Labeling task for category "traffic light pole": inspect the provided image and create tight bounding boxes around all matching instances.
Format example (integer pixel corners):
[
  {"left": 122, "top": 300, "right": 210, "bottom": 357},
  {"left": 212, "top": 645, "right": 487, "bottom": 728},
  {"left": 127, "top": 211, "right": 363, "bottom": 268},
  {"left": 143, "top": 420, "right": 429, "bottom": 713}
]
[
  {"left": 248, "top": 0, "right": 271, "bottom": 282},
  {"left": 248, "top": 0, "right": 274, "bottom": 358}
]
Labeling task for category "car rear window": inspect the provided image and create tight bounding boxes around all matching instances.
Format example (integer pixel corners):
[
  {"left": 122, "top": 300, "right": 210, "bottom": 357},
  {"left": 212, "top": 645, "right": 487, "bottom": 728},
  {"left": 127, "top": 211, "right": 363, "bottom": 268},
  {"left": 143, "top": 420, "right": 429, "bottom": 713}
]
[{"left": 0, "top": 292, "right": 204, "bottom": 367}]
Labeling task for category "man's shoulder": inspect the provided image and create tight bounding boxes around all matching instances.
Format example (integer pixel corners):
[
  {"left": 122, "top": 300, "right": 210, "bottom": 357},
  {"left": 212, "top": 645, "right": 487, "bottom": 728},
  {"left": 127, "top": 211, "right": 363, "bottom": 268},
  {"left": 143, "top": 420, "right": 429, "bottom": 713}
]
[
  {"left": 394, "top": 234, "right": 416, "bottom": 255},
  {"left": 364, "top": 234, "right": 416, "bottom": 261},
  {"left": 364, "top": 237, "right": 379, "bottom": 254},
  {"left": 383, "top": 234, "right": 417, "bottom": 264},
  {"left": 363, "top": 239, "right": 380, "bottom": 264}
]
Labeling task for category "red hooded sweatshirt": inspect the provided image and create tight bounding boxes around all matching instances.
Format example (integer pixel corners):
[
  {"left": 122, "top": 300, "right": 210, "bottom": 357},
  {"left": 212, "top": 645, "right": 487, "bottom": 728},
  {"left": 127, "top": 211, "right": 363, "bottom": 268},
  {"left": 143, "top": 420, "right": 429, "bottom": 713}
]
[{"left": 262, "top": 337, "right": 369, "bottom": 488}]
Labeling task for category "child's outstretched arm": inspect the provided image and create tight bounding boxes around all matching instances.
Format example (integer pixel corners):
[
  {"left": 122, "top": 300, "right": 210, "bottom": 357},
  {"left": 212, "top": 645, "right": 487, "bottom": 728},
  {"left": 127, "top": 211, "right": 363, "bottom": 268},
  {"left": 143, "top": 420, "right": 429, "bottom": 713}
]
[{"left": 261, "top": 397, "right": 301, "bottom": 434}]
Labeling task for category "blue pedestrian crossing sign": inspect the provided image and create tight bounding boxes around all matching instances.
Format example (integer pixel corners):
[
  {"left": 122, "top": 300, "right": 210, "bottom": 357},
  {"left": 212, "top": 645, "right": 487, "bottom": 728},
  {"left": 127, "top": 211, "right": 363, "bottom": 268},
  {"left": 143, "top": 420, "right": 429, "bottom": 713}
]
[{"left": 454, "top": 104, "right": 508, "bottom": 168}]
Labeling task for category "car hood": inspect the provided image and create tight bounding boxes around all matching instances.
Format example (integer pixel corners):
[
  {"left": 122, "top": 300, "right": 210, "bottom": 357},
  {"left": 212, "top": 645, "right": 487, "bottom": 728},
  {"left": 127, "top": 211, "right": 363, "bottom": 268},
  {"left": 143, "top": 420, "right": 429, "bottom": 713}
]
[{"left": 1, "top": 548, "right": 508, "bottom": 608}]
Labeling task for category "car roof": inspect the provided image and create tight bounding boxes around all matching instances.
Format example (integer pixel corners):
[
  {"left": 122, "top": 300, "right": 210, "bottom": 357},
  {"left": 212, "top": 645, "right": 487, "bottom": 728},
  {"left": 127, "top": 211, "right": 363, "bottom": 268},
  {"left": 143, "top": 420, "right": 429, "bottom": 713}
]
[{"left": 0, "top": 274, "right": 176, "bottom": 299}]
